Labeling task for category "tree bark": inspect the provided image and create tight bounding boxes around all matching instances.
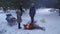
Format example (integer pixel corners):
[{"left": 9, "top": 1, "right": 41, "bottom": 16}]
[{"left": 59, "top": 9, "right": 60, "bottom": 16}]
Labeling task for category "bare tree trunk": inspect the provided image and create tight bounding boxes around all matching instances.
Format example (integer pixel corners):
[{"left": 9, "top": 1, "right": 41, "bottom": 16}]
[
  {"left": 3, "top": 7, "right": 7, "bottom": 13},
  {"left": 59, "top": 9, "right": 60, "bottom": 16}
]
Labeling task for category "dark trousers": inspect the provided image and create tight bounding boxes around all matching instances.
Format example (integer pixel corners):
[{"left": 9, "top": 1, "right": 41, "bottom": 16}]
[
  {"left": 31, "top": 16, "right": 34, "bottom": 24},
  {"left": 30, "top": 14, "right": 35, "bottom": 24},
  {"left": 17, "top": 16, "right": 22, "bottom": 29}
]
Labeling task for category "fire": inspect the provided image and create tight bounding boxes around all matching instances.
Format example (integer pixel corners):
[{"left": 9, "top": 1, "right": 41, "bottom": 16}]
[
  {"left": 24, "top": 21, "right": 34, "bottom": 29},
  {"left": 26, "top": 23, "right": 31, "bottom": 29}
]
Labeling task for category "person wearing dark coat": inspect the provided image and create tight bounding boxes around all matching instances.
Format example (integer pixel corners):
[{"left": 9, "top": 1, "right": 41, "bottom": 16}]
[
  {"left": 16, "top": 9, "right": 22, "bottom": 29},
  {"left": 29, "top": 3, "right": 36, "bottom": 24},
  {"left": 16, "top": 3, "right": 24, "bottom": 29}
]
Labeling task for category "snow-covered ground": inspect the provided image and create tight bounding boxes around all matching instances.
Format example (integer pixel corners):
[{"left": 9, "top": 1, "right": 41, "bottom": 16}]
[{"left": 0, "top": 8, "right": 60, "bottom": 34}]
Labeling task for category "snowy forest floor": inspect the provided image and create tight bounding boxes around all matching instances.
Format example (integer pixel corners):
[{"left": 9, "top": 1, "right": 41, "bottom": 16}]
[{"left": 0, "top": 8, "right": 60, "bottom": 34}]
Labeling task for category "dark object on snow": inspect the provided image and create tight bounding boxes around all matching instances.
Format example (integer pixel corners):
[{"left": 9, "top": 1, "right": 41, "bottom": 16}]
[
  {"left": 24, "top": 23, "right": 45, "bottom": 31},
  {"left": 23, "top": 21, "right": 37, "bottom": 29},
  {"left": 6, "top": 14, "right": 16, "bottom": 26},
  {"left": 3, "top": 7, "right": 7, "bottom": 13},
  {"left": 6, "top": 14, "right": 12, "bottom": 16},
  {"left": 29, "top": 3, "right": 36, "bottom": 24},
  {"left": 6, "top": 14, "right": 12, "bottom": 22},
  {"left": 19, "top": 4, "right": 24, "bottom": 14}
]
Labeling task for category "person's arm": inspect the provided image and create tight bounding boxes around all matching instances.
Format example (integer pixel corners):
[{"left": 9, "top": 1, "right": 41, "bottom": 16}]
[{"left": 19, "top": 7, "right": 24, "bottom": 12}]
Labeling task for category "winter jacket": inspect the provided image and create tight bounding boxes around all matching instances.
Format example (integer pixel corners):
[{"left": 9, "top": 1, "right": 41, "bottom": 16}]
[
  {"left": 29, "top": 6, "right": 36, "bottom": 17},
  {"left": 16, "top": 10, "right": 22, "bottom": 23}
]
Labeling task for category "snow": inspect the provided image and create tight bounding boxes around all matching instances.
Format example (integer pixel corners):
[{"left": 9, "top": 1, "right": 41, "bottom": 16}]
[{"left": 0, "top": 8, "right": 60, "bottom": 34}]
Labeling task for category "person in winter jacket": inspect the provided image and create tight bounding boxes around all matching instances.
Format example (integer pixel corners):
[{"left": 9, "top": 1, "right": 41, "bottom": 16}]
[
  {"left": 16, "top": 3, "right": 24, "bottom": 29},
  {"left": 29, "top": 3, "right": 36, "bottom": 24},
  {"left": 16, "top": 9, "right": 22, "bottom": 29}
]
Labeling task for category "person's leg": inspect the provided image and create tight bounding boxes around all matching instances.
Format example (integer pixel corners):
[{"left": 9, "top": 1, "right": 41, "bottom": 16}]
[
  {"left": 31, "top": 17, "right": 34, "bottom": 23},
  {"left": 18, "top": 23, "right": 21, "bottom": 29},
  {"left": 29, "top": 13, "right": 35, "bottom": 24},
  {"left": 31, "top": 15, "right": 34, "bottom": 24},
  {"left": 17, "top": 20, "right": 21, "bottom": 29},
  {"left": 17, "top": 19, "right": 22, "bottom": 29}
]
